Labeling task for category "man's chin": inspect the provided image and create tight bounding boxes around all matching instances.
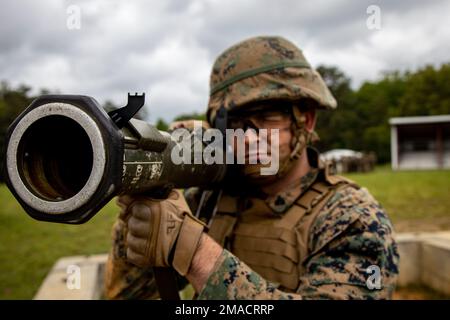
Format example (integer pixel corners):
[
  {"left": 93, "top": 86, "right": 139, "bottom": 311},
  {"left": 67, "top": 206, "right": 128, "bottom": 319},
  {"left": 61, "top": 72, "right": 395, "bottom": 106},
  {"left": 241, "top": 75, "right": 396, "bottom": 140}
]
[{"left": 241, "top": 163, "right": 278, "bottom": 186}]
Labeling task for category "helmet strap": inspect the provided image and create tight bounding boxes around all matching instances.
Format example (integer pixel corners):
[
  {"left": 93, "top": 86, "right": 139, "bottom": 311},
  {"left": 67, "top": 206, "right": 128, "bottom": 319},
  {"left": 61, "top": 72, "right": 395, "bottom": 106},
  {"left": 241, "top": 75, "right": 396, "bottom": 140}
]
[
  {"left": 276, "top": 105, "right": 311, "bottom": 177},
  {"left": 214, "top": 104, "right": 228, "bottom": 137}
]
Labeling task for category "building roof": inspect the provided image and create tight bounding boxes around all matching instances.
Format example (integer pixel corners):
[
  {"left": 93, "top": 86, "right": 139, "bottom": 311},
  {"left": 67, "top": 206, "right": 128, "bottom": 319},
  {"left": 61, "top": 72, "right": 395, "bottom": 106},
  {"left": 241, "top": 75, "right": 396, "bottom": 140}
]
[{"left": 389, "top": 114, "right": 450, "bottom": 126}]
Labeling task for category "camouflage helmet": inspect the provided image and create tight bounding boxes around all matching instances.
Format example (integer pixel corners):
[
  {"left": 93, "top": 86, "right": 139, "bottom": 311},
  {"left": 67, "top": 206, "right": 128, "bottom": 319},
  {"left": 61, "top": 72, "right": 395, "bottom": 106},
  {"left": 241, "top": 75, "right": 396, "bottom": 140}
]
[{"left": 207, "top": 35, "right": 337, "bottom": 125}]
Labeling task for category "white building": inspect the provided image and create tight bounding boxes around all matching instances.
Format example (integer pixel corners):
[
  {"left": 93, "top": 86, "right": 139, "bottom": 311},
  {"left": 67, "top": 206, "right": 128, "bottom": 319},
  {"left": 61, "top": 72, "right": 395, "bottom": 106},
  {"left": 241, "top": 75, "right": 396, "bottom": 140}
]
[
  {"left": 320, "top": 149, "right": 375, "bottom": 173},
  {"left": 389, "top": 115, "right": 450, "bottom": 170}
]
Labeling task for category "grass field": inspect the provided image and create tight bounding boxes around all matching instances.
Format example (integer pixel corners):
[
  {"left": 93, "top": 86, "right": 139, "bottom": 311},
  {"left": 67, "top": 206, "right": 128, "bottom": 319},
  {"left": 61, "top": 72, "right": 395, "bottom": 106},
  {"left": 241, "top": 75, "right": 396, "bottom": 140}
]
[
  {"left": 345, "top": 166, "right": 450, "bottom": 231},
  {"left": 0, "top": 186, "right": 118, "bottom": 299},
  {"left": 0, "top": 166, "right": 449, "bottom": 299}
]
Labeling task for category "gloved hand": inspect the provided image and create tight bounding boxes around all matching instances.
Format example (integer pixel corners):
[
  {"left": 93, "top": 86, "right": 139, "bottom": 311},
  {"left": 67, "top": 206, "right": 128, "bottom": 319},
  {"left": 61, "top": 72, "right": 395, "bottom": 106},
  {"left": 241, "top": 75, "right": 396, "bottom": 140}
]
[{"left": 119, "top": 189, "right": 206, "bottom": 276}]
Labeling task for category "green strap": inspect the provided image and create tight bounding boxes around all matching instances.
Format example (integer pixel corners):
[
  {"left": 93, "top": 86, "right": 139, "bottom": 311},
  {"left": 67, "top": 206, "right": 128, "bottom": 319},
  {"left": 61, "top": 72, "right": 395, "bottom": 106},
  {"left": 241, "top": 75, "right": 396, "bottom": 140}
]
[{"left": 210, "top": 61, "right": 311, "bottom": 95}]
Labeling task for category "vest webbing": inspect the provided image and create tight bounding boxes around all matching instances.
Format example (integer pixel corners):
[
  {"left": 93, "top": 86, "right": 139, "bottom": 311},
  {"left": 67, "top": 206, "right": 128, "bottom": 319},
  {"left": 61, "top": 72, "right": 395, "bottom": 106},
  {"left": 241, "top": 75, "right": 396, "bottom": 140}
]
[{"left": 206, "top": 170, "right": 358, "bottom": 292}]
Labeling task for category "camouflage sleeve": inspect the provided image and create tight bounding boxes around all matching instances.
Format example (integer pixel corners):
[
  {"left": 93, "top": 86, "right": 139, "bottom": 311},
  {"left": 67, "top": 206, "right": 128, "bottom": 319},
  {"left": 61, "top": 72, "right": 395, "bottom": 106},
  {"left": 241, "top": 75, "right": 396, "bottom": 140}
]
[
  {"left": 197, "top": 249, "right": 300, "bottom": 300},
  {"left": 196, "top": 185, "right": 399, "bottom": 300},
  {"left": 104, "top": 218, "right": 160, "bottom": 299},
  {"left": 299, "top": 185, "right": 399, "bottom": 299}
]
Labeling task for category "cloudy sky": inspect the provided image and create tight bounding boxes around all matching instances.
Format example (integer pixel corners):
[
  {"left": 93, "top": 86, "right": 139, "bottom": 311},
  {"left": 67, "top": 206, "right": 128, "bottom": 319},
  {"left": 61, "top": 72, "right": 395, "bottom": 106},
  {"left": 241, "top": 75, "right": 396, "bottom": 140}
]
[{"left": 1, "top": 0, "right": 449, "bottom": 122}]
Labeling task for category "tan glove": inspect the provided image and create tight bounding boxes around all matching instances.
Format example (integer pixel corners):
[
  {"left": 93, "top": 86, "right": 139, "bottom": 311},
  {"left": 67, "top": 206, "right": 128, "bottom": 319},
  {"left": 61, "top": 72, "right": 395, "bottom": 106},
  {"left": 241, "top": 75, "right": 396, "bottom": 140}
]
[{"left": 122, "top": 189, "right": 206, "bottom": 276}]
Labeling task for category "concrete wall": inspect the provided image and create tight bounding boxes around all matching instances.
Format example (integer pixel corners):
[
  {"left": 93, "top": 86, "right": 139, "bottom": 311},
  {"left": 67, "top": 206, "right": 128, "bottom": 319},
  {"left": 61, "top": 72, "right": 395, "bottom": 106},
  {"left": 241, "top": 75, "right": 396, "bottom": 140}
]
[
  {"left": 33, "top": 254, "right": 107, "bottom": 300},
  {"left": 397, "top": 231, "right": 450, "bottom": 295}
]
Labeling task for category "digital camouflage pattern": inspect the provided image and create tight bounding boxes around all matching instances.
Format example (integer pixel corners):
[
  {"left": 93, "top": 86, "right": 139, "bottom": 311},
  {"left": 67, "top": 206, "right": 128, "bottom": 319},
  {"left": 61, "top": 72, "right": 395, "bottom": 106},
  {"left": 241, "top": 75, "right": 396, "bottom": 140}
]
[
  {"left": 196, "top": 180, "right": 399, "bottom": 299},
  {"left": 207, "top": 36, "right": 337, "bottom": 125},
  {"left": 105, "top": 158, "right": 399, "bottom": 300}
]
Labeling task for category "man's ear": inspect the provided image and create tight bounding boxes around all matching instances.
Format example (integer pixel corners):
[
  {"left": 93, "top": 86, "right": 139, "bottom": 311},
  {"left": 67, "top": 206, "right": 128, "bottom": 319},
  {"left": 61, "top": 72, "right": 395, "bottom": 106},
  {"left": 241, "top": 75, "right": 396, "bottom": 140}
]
[{"left": 304, "top": 109, "right": 317, "bottom": 133}]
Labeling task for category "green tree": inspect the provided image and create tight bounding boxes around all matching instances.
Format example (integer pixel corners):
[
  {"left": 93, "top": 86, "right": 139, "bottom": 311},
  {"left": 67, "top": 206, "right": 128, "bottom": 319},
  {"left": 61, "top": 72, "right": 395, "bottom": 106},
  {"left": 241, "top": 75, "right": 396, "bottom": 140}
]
[
  {"left": 354, "top": 71, "right": 407, "bottom": 162},
  {"left": 0, "top": 82, "right": 35, "bottom": 181},
  {"left": 173, "top": 112, "right": 206, "bottom": 122},
  {"left": 315, "top": 65, "right": 358, "bottom": 152},
  {"left": 398, "top": 64, "right": 450, "bottom": 116},
  {"left": 155, "top": 118, "right": 169, "bottom": 131}
]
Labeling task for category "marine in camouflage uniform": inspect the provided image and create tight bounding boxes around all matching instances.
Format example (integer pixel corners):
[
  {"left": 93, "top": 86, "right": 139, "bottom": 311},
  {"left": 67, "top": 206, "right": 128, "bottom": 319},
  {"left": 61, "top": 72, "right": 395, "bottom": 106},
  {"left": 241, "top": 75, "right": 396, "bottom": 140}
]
[{"left": 104, "top": 36, "right": 399, "bottom": 300}]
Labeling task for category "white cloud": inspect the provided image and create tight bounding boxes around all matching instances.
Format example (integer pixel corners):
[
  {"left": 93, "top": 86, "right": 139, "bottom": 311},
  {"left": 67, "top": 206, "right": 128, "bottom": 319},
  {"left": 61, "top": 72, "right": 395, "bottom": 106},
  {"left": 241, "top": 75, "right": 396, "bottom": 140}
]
[{"left": 0, "top": 0, "right": 448, "bottom": 122}]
